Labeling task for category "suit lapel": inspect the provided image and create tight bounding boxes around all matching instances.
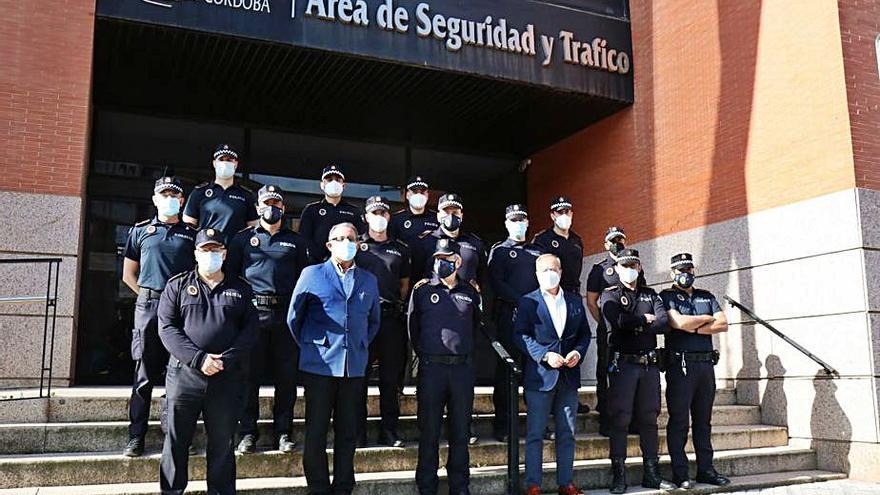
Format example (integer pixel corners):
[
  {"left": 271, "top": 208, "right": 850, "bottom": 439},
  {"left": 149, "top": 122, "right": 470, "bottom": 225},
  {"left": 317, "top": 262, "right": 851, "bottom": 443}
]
[
  {"left": 323, "top": 260, "right": 346, "bottom": 298},
  {"left": 535, "top": 292, "right": 556, "bottom": 337}
]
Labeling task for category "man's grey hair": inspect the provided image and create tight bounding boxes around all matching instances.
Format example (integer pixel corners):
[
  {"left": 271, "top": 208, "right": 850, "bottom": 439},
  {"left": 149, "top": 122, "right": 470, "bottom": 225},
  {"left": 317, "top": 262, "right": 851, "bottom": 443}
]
[
  {"left": 535, "top": 253, "right": 562, "bottom": 269},
  {"left": 328, "top": 222, "right": 358, "bottom": 241}
]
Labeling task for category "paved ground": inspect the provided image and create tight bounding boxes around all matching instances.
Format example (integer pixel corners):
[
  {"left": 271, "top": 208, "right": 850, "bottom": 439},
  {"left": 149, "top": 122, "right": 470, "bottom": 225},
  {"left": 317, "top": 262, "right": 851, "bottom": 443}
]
[{"left": 721, "top": 480, "right": 880, "bottom": 494}]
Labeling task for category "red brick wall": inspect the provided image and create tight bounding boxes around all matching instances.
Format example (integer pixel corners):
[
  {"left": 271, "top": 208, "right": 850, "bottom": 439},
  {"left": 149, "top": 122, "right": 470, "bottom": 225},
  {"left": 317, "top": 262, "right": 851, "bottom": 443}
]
[
  {"left": 839, "top": 0, "right": 880, "bottom": 191},
  {"left": 529, "top": 1, "right": 856, "bottom": 253},
  {"left": 0, "top": 0, "right": 95, "bottom": 196}
]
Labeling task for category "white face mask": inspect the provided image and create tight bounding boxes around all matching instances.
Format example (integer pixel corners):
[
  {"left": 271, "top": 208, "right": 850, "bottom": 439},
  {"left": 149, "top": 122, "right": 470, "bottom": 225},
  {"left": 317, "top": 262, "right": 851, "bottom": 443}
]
[
  {"left": 616, "top": 266, "right": 639, "bottom": 284},
  {"left": 536, "top": 270, "right": 561, "bottom": 291},
  {"left": 505, "top": 220, "right": 528, "bottom": 241},
  {"left": 330, "top": 239, "right": 357, "bottom": 262},
  {"left": 409, "top": 193, "right": 428, "bottom": 209},
  {"left": 323, "top": 180, "right": 344, "bottom": 198},
  {"left": 156, "top": 195, "right": 180, "bottom": 217},
  {"left": 213, "top": 160, "right": 236, "bottom": 179},
  {"left": 195, "top": 250, "right": 224, "bottom": 275},
  {"left": 367, "top": 214, "right": 388, "bottom": 233},
  {"left": 554, "top": 213, "right": 572, "bottom": 230}
]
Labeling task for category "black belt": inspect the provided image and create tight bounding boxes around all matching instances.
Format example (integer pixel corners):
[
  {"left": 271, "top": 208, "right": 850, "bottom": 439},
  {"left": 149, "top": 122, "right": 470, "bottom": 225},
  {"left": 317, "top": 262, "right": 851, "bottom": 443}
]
[
  {"left": 618, "top": 350, "right": 659, "bottom": 366},
  {"left": 421, "top": 354, "right": 471, "bottom": 365},
  {"left": 254, "top": 294, "right": 288, "bottom": 307},
  {"left": 139, "top": 288, "right": 163, "bottom": 300},
  {"left": 670, "top": 350, "right": 716, "bottom": 363}
]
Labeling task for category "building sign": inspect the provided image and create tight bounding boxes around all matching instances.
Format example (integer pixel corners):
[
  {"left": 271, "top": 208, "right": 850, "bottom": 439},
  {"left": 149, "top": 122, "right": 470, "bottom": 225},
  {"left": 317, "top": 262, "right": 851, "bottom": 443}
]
[{"left": 97, "top": 0, "right": 633, "bottom": 101}]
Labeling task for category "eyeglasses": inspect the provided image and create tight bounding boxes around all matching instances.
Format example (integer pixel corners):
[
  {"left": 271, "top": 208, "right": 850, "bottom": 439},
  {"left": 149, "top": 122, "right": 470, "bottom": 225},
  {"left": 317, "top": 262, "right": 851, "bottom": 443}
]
[{"left": 330, "top": 236, "right": 356, "bottom": 243}]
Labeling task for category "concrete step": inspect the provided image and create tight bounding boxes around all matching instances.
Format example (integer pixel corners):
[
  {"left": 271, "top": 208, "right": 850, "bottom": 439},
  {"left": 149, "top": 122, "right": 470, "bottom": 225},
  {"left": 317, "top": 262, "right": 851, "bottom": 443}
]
[
  {"left": 0, "top": 447, "right": 839, "bottom": 493},
  {"left": 0, "top": 426, "right": 788, "bottom": 488},
  {"left": 0, "top": 386, "right": 738, "bottom": 424},
  {"left": 0, "top": 404, "right": 761, "bottom": 455}
]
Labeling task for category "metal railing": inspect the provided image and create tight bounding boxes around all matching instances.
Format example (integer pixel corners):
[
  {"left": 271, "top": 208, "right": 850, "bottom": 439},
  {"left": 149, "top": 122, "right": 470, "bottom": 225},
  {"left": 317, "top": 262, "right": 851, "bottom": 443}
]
[
  {"left": 725, "top": 295, "right": 839, "bottom": 378},
  {"left": 0, "top": 258, "right": 62, "bottom": 400}
]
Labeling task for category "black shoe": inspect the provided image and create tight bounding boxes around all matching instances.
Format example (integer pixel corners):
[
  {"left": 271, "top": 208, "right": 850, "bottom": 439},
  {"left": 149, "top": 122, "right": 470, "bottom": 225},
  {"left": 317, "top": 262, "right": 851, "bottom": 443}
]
[
  {"left": 609, "top": 457, "right": 627, "bottom": 494},
  {"left": 237, "top": 434, "right": 257, "bottom": 454},
  {"left": 123, "top": 437, "right": 144, "bottom": 457},
  {"left": 641, "top": 457, "right": 675, "bottom": 490},
  {"left": 468, "top": 425, "right": 479, "bottom": 445},
  {"left": 278, "top": 433, "right": 296, "bottom": 453},
  {"left": 696, "top": 469, "right": 731, "bottom": 486},
  {"left": 188, "top": 444, "right": 196, "bottom": 456},
  {"left": 577, "top": 402, "right": 590, "bottom": 414},
  {"left": 675, "top": 479, "right": 695, "bottom": 489},
  {"left": 378, "top": 429, "right": 404, "bottom": 448},
  {"left": 543, "top": 427, "right": 555, "bottom": 441}
]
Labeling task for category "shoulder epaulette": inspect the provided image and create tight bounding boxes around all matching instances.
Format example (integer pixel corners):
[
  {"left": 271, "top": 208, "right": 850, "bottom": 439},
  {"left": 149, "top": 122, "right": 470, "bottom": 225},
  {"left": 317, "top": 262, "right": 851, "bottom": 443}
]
[
  {"left": 194, "top": 182, "right": 210, "bottom": 189},
  {"left": 238, "top": 275, "right": 252, "bottom": 285},
  {"left": 392, "top": 208, "right": 407, "bottom": 215},
  {"left": 417, "top": 230, "right": 434, "bottom": 239},
  {"left": 239, "top": 184, "right": 253, "bottom": 193},
  {"left": 412, "top": 278, "right": 431, "bottom": 290},
  {"left": 604, "top": 285, "right": 620, "bottom": 292},
  {"left": 392, "top": 238, "right": 409, "bottom": 248},
  {"left": 468, "top": 279, "right": 481, "bottom": 293},
  {"left": 490, "top": 240, "right": 505, "bottom": 250},
  {"left": 467, "top": 232, "right": 483, "bottom": 242},
  {"left": 134, "top": 219, "right": 151, "bottom": 227},
  {"left": 167, "top": 271, "right": 189, "bottom": 284},
  {"left": 236, "top": 225, "right": 254, "bottom": 235},
  {"left": 304, "top": 200, "right": 321, "bottom": 209}
]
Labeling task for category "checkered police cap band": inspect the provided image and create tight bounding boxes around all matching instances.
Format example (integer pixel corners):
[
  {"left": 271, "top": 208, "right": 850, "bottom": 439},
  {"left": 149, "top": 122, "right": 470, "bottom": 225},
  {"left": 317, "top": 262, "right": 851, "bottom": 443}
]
[
  {"left": 505, "top": 210, "right": 528, "bottom": 220},
  {"left": 438, "top": 199, "right": 463, "bottom": 210},
  {"left": 407, "top": 179, "right": 429, "bottom": 190},
  {"left": 321, "top": 169, "right": 345, "bottom": 181},
  {"left": 670, "top": 259, "right": 695, "bottom": 269},
  {"left": 259, "top": 191, "right": 283, "bottom": 202},
  {"left": 213, "top": 148, "right": 238, "bottom": 160},
  {"left": 550, "top": 200, "right": 573, "bottom": 211},
  {"left": 365, "top": 199, "right": 390, "bottom": 213},
  {"left": 616, "top": 254, "right": 640, "bottom": 264},
  {"left": 604, "top": 230, "right": 627, "bottom": 242},
  {"left": 154, "top": 183, "right": 183, "bottom": 194}
]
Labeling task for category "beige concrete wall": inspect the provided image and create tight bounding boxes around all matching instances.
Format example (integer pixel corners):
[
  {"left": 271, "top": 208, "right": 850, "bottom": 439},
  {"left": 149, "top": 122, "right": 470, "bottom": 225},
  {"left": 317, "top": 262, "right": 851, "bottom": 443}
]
[{"left": 579, "top": 187, "right": 880, "bottom": 480}]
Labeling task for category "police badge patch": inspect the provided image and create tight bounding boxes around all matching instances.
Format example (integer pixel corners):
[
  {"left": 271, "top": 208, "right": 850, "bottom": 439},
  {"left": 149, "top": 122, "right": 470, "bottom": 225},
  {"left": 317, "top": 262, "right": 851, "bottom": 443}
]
[
  {"left": 677, "top": 293, "right": 686, "bottom": 301},
  {"left": 605, "top": 267, "right": 614, "bottom": 276},
  {"left": 205, "top": 188, "right": 214, "bottom": 198},
  {"left": 146, "top": 226, "right": 157, "bottom": 234},
  {"left": 620, "top": 295, "right": 629, "bottom": 305},
  {"left": 186, "top": 285, "right": 198, "bottom": 296},
  {"left": 360, "top": 243, "right": 368, "bottom": 251},
  {"left": 404, "top": 220, "right": 412, "bottom": 229},
  {"left": 318, "top": 208, "right": 327, "bottom": 216},
  {"left": 250, "top": 237, "right": 260, "bottom": 247},
  {"left": 430, "top": 293, "right": 440, "bottom": 304},
  {"left": 551, "top": 240, "right": 559, "bottom": 248},
  {"left": 509, "top": 250, "right": 517, "bottom": 258}
]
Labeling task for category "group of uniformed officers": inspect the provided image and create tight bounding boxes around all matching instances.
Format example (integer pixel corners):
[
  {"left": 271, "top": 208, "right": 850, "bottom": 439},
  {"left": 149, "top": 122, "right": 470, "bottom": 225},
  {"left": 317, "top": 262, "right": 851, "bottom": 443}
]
[{"left": 121, "top": 144, "right": 732, "bottom": 495}]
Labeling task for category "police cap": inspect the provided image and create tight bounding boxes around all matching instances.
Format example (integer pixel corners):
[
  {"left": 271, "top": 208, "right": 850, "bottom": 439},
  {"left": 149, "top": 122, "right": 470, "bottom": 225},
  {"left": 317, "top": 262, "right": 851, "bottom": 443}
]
[
  {"left": 195, "top": 228, "right": 225, "bottom": 248},
  {"left": 154, "top": 176, "right": 183, "bottom": 195}
]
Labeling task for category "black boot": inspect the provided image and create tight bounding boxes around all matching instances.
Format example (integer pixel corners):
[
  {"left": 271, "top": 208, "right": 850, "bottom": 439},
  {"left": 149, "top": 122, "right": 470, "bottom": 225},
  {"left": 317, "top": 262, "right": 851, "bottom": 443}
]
[
  {"left": 642, "top": 457, "right": 675, "bottom": 490},
  {"left": 609, "top": 457, "right": 627, "bottom": 494},
  {"left": 696, "top": 468, "right": 731, "bottom": 486}
]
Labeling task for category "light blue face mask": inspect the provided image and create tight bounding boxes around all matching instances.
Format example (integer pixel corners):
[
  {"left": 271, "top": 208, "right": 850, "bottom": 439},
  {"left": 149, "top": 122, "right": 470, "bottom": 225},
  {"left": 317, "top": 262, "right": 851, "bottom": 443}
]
[
  {"left": 505, "top": 220, "right": 528, "bottom": 241},
  {"left": 157, "top": 196, "right": 180, "bottom": 217},
  {"left": 331, "top": 239, "right": 358, "bottom": 262},
  {"left": 214, "top": 160, "right": 236, "bottom": 179},
  {"left": 196, "top": 250, "right": 224, "bottom": 274}
]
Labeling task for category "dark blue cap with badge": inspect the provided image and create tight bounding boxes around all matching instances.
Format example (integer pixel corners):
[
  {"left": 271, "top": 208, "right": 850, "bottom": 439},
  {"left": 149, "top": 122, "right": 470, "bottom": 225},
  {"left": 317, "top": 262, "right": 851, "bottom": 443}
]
[
  {"left": 433, "top": 238, "right": 459, "bottom": 257},
  {"left": 616, "top": 248, "right": 640, "bottom": 265},
  {"left": 438, "top": 193, "right": 463, "bottom": 211},
  {"left": 406, "top": 175, "right": 429, "bottom": 191},
  {"left": 505, "top": 203, "right": 528, "bottom": 220},
  {"left": 670, "top": 252, "right": 695, "bottom": 270},
  {"left": 258, "top": 184, "right": 284, "bottom": 203},
  {"left": 213, "top": 144, "right": 238, "bottom": 160},
  {"left": 550, "top": 196, "right": 573, "bottom": 212},
  {"left": 195, "top": 228, "right": 225, "bottom": 248},
  {"left": 605, "top": 226, "right": 626, "bottom": 242},
  {"left": 321, "top": 164, "right": 345, "bottom": 181},
  {"left": 365, "top": 196, "right": 390, "bottom": 213},
  {"left": 154, "top": 176, "right": 183, "bottom": 195}
]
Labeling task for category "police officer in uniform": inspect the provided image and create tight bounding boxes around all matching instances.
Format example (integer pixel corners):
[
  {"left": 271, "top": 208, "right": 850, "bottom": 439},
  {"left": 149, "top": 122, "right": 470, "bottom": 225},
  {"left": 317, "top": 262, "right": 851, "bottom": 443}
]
[
  {"left": 158, "top": 228, "right": 259, "bottom": 495},
  {"left": 660, "top": 253, "right": 731, "bottom": 489},
  {"left": 599, "top": 249, "right": 674, "bottom": 493},
  {"left": 585, "top": 226, "right": 627, "bottom": 435},
  {"left": 532, "top": 197, "right": 584, "bottom": 295},
  {"left": 298, "top": 164, "right": 366, "bottom": 261},
  {"left": 182, "top": 144, "right": 259, "bottom": 241},
  {"left": 226, "top": 185, "right": 310, "bottom": 454},
  {"left": 356, "top": 196, "right": 411, "bottom": 448},
  {"left": 487, "top": 204, "right": 541, "bottom": 441},
  {"left": 389, "top": 176, "right": 439, "bottom": 245},
  {"left": 121, "top": 176, "right": 196, "bottom": 457},
  {"left": 408, "top": 238, "right": 482, "bottom": 495},
  {"left": 411, "top": 193, "right": 486, "bottom": 285}
]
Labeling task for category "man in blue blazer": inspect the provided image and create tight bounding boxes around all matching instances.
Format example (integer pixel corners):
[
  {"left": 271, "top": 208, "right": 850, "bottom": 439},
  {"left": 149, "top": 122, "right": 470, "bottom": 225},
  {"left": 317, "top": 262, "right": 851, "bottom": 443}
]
[
  {"left": 287, "top": 222, "right": 381, "bottom": 495},
  {"left": 515, "top": 254, "right": 591, "bottom": 495}
]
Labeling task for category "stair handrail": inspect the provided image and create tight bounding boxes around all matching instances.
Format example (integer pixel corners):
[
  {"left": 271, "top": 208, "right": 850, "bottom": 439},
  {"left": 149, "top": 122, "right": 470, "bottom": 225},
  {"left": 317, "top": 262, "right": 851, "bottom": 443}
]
[{"left": 724, "top": 295, "right": 839, "bottom": 378}]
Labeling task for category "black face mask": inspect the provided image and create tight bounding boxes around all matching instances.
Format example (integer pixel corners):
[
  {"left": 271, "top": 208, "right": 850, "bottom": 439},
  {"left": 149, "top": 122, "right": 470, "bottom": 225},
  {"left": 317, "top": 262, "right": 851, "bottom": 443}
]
[
  {"left": 674, "top": 272, "right": 695, "bottom": 289},
  {"left": 260, "top": 205, "right": 284, "bottom": 224},
  {"left": 435, "top": 259, "right": 457, "bottom": 279},
  {"left": 441, "top": 214, "right": 462, "bottom": 231},
  {"left": 609, "top": 241, "right": 625, "bottom": 256}
]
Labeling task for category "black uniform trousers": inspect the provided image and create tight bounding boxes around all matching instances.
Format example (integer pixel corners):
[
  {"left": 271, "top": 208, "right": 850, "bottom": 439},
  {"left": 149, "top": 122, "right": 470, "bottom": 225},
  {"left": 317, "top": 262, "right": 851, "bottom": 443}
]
[
  {"left": 595, "top": 323, "right": 609, "bottom": 429},
  {"left": 416, "top": 358, "right": 475, "bottom": 495},
  {"left": 239, "top": 303, "right": 299, "bottom": 440},
  {"left": 666, "top": 360, "right": 716, "bottom": 481},
  {"left": 160, "top": 358, "right": 244, "bottom": 495},
  {"left": 129, "top": 294, "right": 168, "bottom": 440},
  {"left": 360, "top": 309, "right": 408, "bottom": 435},
  {"left": 301, "top": 371, "right": 364, "bottom": 495},
  {"left": 606, "top": 360, "right": 661, "bottom": 459},
  {"left": 491, "top": 302, "right": 522, "bottom": 436}
]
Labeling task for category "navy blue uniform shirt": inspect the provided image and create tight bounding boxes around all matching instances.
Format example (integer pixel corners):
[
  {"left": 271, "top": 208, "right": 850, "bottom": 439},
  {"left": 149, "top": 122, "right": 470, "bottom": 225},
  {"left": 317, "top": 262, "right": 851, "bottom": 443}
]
[
  {"left": 660, "top": 287, "right": 721, "bottom": 352},
  {"left": 407, "top": 277, "right": 481, "bottom": 356},
  {"left": 355, "top": 234, "right": 410, "bottom": 305},
  {"left": 123, "top": 218, "right": 197, "bottom": 291},
  {"left": 586, "top": 256, "right": 619, "bottom": 294},
  {"left": 532, "top": 228, "right": 584, "bottom": 293},
  {"left": 225, "top": 225, "right": 310, "bottom": 296},
  {"left": 298, "top": 198, "right": 366, "bottom": 261},
  {"left": 183, "top": 182, "right": 258, "bottom": 241},
  {"left": 600, "top": 284, "right": 669, "bottom": 353},
  {"left": 411, "top": 229, "right": 486, "bottom": 284},
  {"left": 487, "top": 239, "right": 542, "bottom": 304},
  {"left": 389, "top": 208, "right": 440, "bottom": 245},
  {"left": 158, "top": 270, "right": 259, "bottom": 370}
]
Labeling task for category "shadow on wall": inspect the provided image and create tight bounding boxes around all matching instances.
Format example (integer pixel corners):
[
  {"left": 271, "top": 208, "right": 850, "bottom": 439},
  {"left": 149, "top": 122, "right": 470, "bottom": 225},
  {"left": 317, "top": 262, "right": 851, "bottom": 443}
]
[
  {"left": 810, "top": 370, "right": 851, "bottom": 473},
  {"left": 760, "top": 355, "right": 787, "bottom": 426}
]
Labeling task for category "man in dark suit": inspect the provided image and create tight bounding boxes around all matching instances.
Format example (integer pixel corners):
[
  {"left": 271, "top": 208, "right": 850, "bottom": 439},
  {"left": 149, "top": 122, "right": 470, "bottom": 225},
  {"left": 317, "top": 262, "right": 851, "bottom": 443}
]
[
  {"left": 287, "top": 222, "right": 381, "bottom": 495},
  {"left": 515, "top": 254, "right": 591, "bottom": 495}
]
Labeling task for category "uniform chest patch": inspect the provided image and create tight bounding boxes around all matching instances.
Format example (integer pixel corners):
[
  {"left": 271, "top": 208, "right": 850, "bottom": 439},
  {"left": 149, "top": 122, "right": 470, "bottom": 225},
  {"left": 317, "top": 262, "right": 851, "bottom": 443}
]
[
  {"left": 605, "top": 267, "right": 614, "bottom": 276},
  {"left": 174, "top": 233, "right": 194, "bottom": 241},
  {"left": 250, "top": 237, "right": 260, "bottom": 247},
  {"left": 360, "top": 243, "right": 369, "bottom": 251},
  {"left": 228, "top": 195, "right": 246, "bottom": 202},
  {"left": 677, "top": 294, "right": 686, "bottom": 301},
  {"left": 459, "top": 242, "right": 476, "bottom": 252},
  {"left": 186, "top": 285, "right": 198, "bottom": 296},
  {"left": 509, "top": 250, "right": 518, "bottom": 258},
  {"left": 551, "top": 240, "right": 559, "bottom": 248},
  {"left": 404, "top": 220, "right": 412, "bottom": 229},
  {"left": 430, "top": 293, "right": 440, "bottom": 304},
  {"left": 620, "top": 295, "right": 629, "bottom": 305},
  {"left": 386, "top": 249, "right": 402, "bottom": 257},
  {"left": 694, "top": 298, "right": 710, "bottom": 304},
  {"left": 279, "top": 242, "right": 296, "bottom": 248},
  {"left": 318, "top": 208, "right": 327, "bottom": 216},
  {"left": 339, "top": 210, "right": 354, "bottom": 216},
  {"left": 146, "top": 225, "right": 157, "bottom": 234},
  {"left": 639, "top": 295, "right": 653, "bottom": 302},
  {"left": 204, "top": 189, "right": 214, "bottom": 198},
  {"left": 452, "top": 294, "right": 473, "bottom": 304},
  {"left": 223, "top": 289, "right": 242, "bottom": 299}
]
